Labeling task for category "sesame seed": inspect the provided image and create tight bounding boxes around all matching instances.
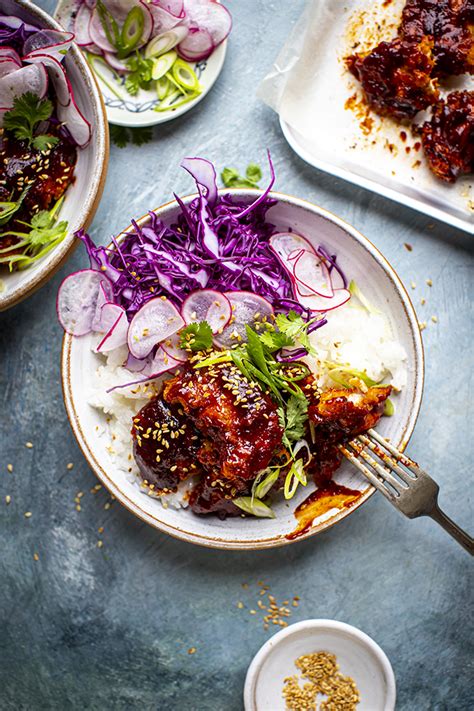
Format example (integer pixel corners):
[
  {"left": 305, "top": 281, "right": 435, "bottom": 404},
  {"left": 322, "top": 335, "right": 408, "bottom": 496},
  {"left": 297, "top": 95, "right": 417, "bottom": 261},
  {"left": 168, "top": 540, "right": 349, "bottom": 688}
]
[
  {"left": 431, "top": 315, "right": 438, "bottom": 323},
  {"left": 5, "top": 495, "right": 11, "bottom": 505},
  {"left": 97, "top": 540, "right": 103, "bottom": 548},
  {"left": 188, "top": 647, "right": 196, "bottom": 655},
  {"left": 24, "top": 511, "right": 32, "bottom": 518},
  {"left": 7, "top": 464, "right": 13, "bottom": 472},
  {"left": 66, "top": 463, "right": 74, "bottom": 470},
  {"left": 33, "top": 553, "right": 39, "bottom": 561},
  {"left": 25, "top": 442, "right": 33, "bottom": 449}
]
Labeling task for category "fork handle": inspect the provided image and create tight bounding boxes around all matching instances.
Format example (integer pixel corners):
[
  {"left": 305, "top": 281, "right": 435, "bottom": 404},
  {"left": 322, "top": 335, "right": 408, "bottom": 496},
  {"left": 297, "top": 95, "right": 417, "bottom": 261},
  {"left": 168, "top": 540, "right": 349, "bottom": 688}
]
[{"left": 428, "top": 505, "right": 474, "bottom": 555}]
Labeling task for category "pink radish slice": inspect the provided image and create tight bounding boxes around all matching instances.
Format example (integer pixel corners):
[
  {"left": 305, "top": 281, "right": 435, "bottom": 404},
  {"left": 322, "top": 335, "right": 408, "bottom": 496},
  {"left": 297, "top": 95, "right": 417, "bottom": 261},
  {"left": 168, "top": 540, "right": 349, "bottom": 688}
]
[
  {"left": 125, "top": 352, "right": 150, "bottom": 373},
  {"left": 89, "top": 9, "right": 116, "bottom": 52},
  {"left": 185, "top": 0, "right": 232, "bottom": 46},
  {"left": 22, "top": 29, "right": 74, "bottom": 61},
  {"left": 213, "top": 291, "right": 274, "bottom": 348},
  {"left": 0, "top": 48, "right": 21, "bottom": 63},
  {"left": 181, "top": 289, "right": 231, "bottom": 333},
  {"left": 23, "top": 53, "right": 69, "bottom": 105},
  {"left": 148, "top": 5, "right": 183, "bottom": 34},
  {"left": 58, "top": 91, "right": 92, "bottom": 147},
  {"left": 127, "top": 297, "right": 185, "bottom": 359},
  {"left": 177, "top": 27, "right": 214, "bottom": 61},
  {"left": 292, "top": 249, "right": 333, "bottom": 298},
  {"left": 0, "top": 58, "right": 21, "bottom": 79},
  {"left": 91, "top": 281, "right": 114, "bottom": 331},
  {"left": 96, "top": 304, "right": 128, "bottom": 352},
  {"left": 161, "top": 332, "right": 188, "bottom": 362},
  {"left": 104, "top": 52, "right": 130, "bottom": 72},
  {"left": 269, "top": 232, "right": 317, "bottom": 270},
  {"left": 299, "top": 288, "right": 351, "bottom": 313},
  {"left": 74, "top": 4, "right": 94, "bottom": 47},
  {"left": 0, "top": 64, "right": 48, "bottom": 120},
  {"left": 150, "top": 346, "right": 183, "bottom": 375},
  {"left": 153, "top": 0, "right": 185, "bottom": 18},
  {"left": 57, "top": 269, "right": 113, "bottom": 336}
]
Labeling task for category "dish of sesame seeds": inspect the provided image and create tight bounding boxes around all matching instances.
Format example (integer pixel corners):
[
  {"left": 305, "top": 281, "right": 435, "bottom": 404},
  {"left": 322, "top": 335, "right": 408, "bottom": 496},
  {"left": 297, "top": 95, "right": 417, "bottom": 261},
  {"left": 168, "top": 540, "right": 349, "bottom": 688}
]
[{"left": 60, "top": 158, "right": 423, "bottom": 546}]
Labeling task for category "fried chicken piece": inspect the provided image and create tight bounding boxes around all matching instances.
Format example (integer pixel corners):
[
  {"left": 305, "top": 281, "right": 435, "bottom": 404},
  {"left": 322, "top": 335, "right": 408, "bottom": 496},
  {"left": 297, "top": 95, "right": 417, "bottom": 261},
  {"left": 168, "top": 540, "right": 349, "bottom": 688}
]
[
  {"left": 347, "top": 37, "right": 438, "bottom": 120},
  {"left": 306, "top": 385, "right": 392, "bottom": 482},
  {"left": 400, "top": 0, "right": 474, "bottom": 76},
  {"left": 163, "top": 361, "right": 283, "bottom": 516},
  {"left": 421, "top": 90, "right": 474, "bottom": 182},
  {"left": 132, "top": 398, "right": 203, "bottom": 492}
]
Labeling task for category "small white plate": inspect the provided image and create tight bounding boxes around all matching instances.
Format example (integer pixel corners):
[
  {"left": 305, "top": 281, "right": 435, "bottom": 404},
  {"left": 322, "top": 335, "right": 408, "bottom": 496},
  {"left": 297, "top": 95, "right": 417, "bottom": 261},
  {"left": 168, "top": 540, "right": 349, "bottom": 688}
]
[
  {"left": 55, "top": 0, "right": 227, "bottom": 127},
  {"left": 244, "top": 619, "right": 396, "bottom": 711}
]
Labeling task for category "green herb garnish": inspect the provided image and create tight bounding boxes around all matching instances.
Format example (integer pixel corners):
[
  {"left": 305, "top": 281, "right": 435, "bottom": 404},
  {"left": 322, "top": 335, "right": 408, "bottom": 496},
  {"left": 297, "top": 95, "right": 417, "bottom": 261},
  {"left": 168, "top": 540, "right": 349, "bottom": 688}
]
[
  {"left": 110, "top": 124, "right": 153, "bottom": 148},
  {"left": 125, "top": 52, "right": 154, "bottom": 95},
  {"left": 221, "top": 163, "right": 263, "bottom": 189},
  {"left": 179, "top": 321, "right": 213, "bottom": 352},
  {"left": 3, "top": 93, "right": 59, "bottom": 151},
  {"left": 0, "top": 198, "right": 68, "bottom": 271}
]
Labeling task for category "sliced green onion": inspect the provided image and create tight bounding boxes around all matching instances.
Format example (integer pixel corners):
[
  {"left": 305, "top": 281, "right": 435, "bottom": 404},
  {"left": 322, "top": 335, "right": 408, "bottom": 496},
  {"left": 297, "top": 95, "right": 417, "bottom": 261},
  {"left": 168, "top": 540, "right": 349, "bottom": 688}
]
[
  {"left": 152, "top": 51, "right": 177, "bottom": 81},
  {"left": 171, "top": 58, "right": 201, "bottom": 93},
  {"left": 326, "top": 362, "right": 377, "bottom": 389},
  {"left": 284, "top": 459, "right": 307, "bottom": 500},
  {"left": 145, "top": 27, "right": 188, "bottom": 59},
  {"left": 348, "top": 280, "right": 381, "bottom": 314},
  {"left": 254, "top": 468, "right": 280, "bottom": 499},
  {"left": 96, "top": 0, "right": 120, "bottom": 49},
  {"left": 233, "top": 496, "right": 275, "bottom": 519},
  {"left": 86, "top": 53, "right": 123, "bottom": 100},
  {"left": 154, "top": 90, "right": 200, "bottom": 112},
  {"left": 383, "top": 398, "right": 394, "bottom": 416},
  {"left": 118, "top": 7, "right": 145, "bottom": 58}
]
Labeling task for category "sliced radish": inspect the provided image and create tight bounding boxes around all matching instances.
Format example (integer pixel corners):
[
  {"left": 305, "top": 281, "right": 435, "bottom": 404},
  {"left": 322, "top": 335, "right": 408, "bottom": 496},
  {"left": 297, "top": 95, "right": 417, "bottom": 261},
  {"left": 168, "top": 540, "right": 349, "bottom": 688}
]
[
  {"left": 0, "top": 64, "right": 48, "bottom": 119},
  {"left": 177, "top": 27, "right": 214, "bottom": 62},
  {"left": 91, "top": 281, "right": 114, "bottom": 331},
  {"left": 148, "top": 4, "right": 184, "bottom": 34},
  {"left": 144, "top": 25, "right": 188, "bottom": 58},
  {"left": 22, "top": 29, "right": 74, "bottom": 61},
  {"left": 269, "top": 232, "right": 317, "bottom": 271},
  {"left": 213, "top": 291, "right": 274, "bottom": 348},
  {"left": 150, "top": 345, "right": 183, "bottom": 375},
  {"left": 154, "top": 0, "right": 185, "bottom": 18},
  {"left": 161, "top": 332, "right": 188, "bottom": 362},
  {"left": 127, "top": 297, "right": 185, "bottom": 359},
  {"left": 0, "top": 58, "right": 21, "bottom": 79},
  {"left": 299, "top": 288, "right": 351, "bottom": 313},
  {"left": 23, "top": 53, "right": 69, "bottom": 105},
  {"left": 292, "top": 249, "right": 333, "bottom": 298},
  {"left": 96, "top": 304, "right": 128, "bottom": 352},
  {"left": 184, "top": 0, "right": 232, "bottom": 46},
  {"left": 57, "top": 269, "right": 113, "bottom": 336},
  {"left": 89, "top": 8, "right": 116, "bottom": 52},
  {"left": 0, "top": 47, "right": 21, "bottom": 63},
  {"left": 73, "top": 4, "right": 94, "bottom": 47},
  {"left": 181, "top": 289, "right": 232, "bottom": 333},
  {"left": 125, "top": 352, "right": 150, "bottom": 373},
  {"left": 104, "top": 52, "right": 130, "bottom": 72},
  {"left": 58, "top": 91, "right": 92, "bottom": 147}
]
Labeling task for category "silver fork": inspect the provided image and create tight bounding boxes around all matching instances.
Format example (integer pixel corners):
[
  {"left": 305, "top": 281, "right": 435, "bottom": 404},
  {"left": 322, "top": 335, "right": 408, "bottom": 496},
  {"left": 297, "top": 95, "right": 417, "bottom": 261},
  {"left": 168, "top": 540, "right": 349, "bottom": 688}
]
[{"left": 339, "top": 429, "right": 474, "bottom": 555}]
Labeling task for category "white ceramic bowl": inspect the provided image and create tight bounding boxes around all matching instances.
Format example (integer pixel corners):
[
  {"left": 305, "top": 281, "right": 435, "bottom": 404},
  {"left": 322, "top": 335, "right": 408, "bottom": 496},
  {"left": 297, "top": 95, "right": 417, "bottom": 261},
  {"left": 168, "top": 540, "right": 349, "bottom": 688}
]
[
  {"left": 61, "top": 189, "right": 424, "bottom": 549},
  {"left": 244, "top": 619, "right": 396, "bottom": 711},
  {"left": 55, "top": 0, "right": 227, "bottom": 127},
  {"left": 0, "top": 0, "right": 109, "bottom": 311}
]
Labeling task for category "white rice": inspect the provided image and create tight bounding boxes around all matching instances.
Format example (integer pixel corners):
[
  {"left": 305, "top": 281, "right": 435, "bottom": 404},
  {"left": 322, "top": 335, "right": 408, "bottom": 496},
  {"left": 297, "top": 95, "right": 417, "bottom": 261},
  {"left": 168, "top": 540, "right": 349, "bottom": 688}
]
[{"left": 88, "top": 299, "right": 407, "bottom": 509}]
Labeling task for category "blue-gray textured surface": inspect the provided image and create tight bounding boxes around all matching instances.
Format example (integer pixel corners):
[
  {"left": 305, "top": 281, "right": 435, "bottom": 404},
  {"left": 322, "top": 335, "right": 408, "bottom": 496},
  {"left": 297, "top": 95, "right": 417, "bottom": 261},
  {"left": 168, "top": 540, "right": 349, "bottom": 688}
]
[{"left": 1, "top": 1, "right": 473, "bottom": 709}]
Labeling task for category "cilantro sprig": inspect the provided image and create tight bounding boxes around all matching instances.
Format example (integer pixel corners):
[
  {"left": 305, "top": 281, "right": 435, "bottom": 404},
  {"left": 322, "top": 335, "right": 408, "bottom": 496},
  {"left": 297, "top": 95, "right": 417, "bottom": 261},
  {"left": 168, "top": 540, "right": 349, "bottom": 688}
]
[
  {"left": 3, "top": 93, "right": 59, "bottom": 151},
  {"left": 179, "top": 321, "right": 213, "bottom": 352},
  {"left": 110, "top": 124, "right": 153, "bottom": 148},
  {"left": 125, "top": 52, "right": 154, "bottom": 96}
]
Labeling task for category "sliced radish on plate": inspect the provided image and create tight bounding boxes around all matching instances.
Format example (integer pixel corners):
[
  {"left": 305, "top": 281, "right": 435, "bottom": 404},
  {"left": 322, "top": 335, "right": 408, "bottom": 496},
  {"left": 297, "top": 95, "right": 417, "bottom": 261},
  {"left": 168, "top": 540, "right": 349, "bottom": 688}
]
[
  {"left": 269, "top": 232, "right": 317, "bottom": 271},
  {"left": 57, "top": 269, "right": 113, "bottom": 336},
  {"left": 127, "top": 297, "right": 185, "bottom": 358},
  {"left": 299, "top": 288, "right": 351, "bottom": 313},
  {"left": 73, "top": 4, "right": 94, "bottom": 47},
  {"left": 181, "top": 289, "right": 231, "bottom": 333},
  {"left": 213, "top": 291, "right": 274, "bottom": 348},
  {"left": 292, "top": 249, "right": 333, "bottom": 298},
  {"left": 125, "top": 351, "right": 150, "bottom": 373},
  {"left": 96, "top": 304, "right": 129, "bottom": 352},
  {"left": 177, "top": 27, "right": 214, "bottom": 61},
  {"left": 161, "top": 332, "right": 188, "bottom": 362},
  {"left": 184, "top": 0, "right": 232, "bottom": 47}
]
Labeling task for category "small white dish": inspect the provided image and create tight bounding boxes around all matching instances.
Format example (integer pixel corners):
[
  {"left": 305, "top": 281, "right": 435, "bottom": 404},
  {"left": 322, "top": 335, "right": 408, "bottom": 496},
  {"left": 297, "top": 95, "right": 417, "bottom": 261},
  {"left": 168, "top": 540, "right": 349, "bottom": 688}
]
[
  {"left": 244, "top": 619, "right": 396, "bottom": 711},
  {"left": 55, "top": 0, "right": 227, "bottom": 127}
]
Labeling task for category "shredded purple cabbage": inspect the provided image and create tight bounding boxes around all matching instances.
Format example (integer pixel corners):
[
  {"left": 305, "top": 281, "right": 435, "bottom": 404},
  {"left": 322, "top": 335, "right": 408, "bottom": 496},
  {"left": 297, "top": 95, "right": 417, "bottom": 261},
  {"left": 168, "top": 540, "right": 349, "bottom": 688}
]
[
  {"left": 76, "top": 157, "right": 347, "bottom": 323},
  {"left": 0, "top": 20, "right": 36, "bottom": 53}
]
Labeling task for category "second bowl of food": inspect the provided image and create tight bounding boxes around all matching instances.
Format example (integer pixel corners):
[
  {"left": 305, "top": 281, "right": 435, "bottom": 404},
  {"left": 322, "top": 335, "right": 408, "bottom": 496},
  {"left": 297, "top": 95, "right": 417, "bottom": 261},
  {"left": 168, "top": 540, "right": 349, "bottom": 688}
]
[{"left": 60, "top": 157, "right": 423, "bottom": 549}]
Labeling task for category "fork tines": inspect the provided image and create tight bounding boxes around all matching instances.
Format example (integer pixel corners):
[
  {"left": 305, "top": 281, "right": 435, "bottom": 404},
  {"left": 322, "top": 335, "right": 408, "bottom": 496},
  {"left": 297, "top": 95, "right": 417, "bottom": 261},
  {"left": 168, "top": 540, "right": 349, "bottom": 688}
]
[{"left": 339, "top": 428, "right": 420, "bottom": 501}]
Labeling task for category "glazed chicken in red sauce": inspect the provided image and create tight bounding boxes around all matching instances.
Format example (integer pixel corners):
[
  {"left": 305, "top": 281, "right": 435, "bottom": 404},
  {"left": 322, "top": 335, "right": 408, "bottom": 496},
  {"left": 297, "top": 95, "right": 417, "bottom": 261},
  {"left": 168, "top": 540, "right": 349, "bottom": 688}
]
[
  {"left": 421, "top": 90, "right": 474, "bottom": 182},
  {"left": 131, "top": 359, "right": 392, "bottom": 518}
]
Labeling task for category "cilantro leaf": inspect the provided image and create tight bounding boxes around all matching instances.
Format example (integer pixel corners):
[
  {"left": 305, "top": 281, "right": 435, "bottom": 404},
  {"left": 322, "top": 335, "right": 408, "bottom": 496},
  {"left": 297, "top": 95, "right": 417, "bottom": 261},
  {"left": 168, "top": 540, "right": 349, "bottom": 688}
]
[
  {"left": 125, "top": 53, "right": 153, "bottom": 96},
  {"left": 32, "top": 134, "right": 59, "bottom": 152},
  {"left": 4, "top": 93, "right": 54, "bottom": 147},
  {"left": 110, "top": 125, "right": 153, "bottom": 148},
  {"left": 179, "top": 321, "right": 213, "bottom": 352},
  {"left": 221, "top": 163, "right": 262, "bottom": 189},
  {"left": 275, "top": 310, "right": 307, "bottom": 339},
  {"left": 259, "top": 328, "right": 294, "bottom": 352},
  {"left": 284, "top": 394, "right": 308, "bottom": 444},
  {"left": 110, "top": 125, "right": 129, "bottom": 148},
  {"left": 131, "top": 126, "right": 152, "bottom": 146}
]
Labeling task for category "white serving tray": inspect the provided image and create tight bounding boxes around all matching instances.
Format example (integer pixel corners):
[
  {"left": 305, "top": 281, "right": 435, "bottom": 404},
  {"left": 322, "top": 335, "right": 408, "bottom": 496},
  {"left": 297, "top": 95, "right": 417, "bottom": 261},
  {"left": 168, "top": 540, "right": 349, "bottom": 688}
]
[{"left": 263, "top": 0, "right": 473, "bottom": 234}]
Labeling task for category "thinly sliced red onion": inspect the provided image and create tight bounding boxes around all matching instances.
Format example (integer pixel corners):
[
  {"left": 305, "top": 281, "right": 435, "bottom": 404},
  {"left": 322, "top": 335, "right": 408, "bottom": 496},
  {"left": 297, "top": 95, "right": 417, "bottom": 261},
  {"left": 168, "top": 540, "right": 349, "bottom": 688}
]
[
  {"left": 22, "top": 29, "right": 74, "bottom": 61},
  {"left": 177, "top": 26, "right": 214, "bottom": 61},
  {"left": 181, "top": 289, "right": 231, "bottom": 333},
  {"left": 127, "top": 297, "right": 185, "bottom": 358},
  {"left": 0, "top": 64, "right": 48, "bottom": 120},
  {"left": 96, "top": 304, "right": 128, "bottom": 352},
  {"left": 57, "top": 269, "right": 113, "bottom": 336},
  {"left": 213, "top": 291, "right": 274, "bottom": 348}
]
